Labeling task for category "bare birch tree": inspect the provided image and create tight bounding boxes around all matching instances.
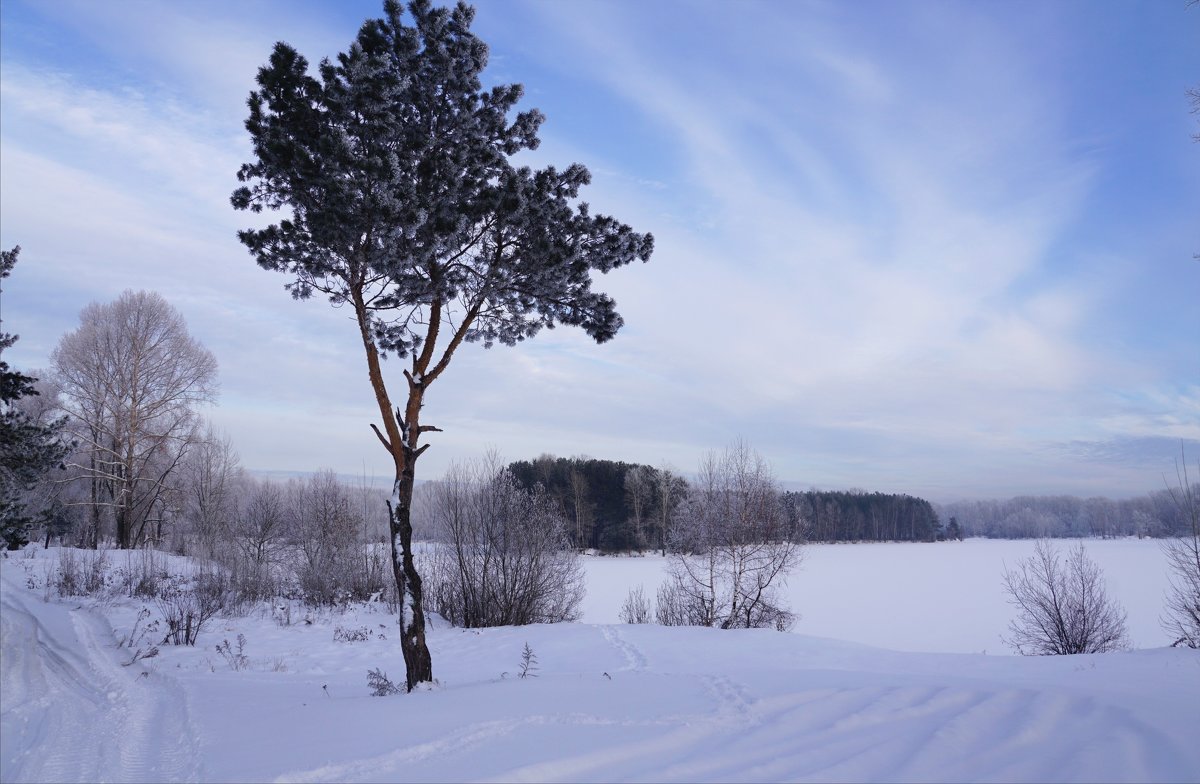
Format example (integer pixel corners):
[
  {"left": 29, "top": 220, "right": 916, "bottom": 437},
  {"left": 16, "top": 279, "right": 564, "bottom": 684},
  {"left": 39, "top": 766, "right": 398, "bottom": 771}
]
[
  {"left": 52, "top": 290, "right": 217, "bottom": 548},
  {"left": 657, "top": 442, "right": 801, "bottom": 630},
  {"left": 624, "top": 465, "right": 653, "bottom": 550},
  {"left": 653, "top": 463, "right": 687, "bottom": 556},
  {"left": 180, "top": 423, "right": 241, "bottom": 557}
]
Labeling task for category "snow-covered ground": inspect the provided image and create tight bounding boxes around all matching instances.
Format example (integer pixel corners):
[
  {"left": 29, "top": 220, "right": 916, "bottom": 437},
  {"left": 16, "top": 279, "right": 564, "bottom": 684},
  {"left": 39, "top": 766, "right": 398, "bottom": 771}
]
[{"left": 2, "top": 541, "right": 1197, "bottom": 783}]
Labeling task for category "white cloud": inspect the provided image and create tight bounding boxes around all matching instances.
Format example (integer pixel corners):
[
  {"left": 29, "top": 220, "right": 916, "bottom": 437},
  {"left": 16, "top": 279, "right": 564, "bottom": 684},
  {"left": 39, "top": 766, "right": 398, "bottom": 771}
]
[{"left": 1, "top": 0, "right": 1194, "bottom": 499}]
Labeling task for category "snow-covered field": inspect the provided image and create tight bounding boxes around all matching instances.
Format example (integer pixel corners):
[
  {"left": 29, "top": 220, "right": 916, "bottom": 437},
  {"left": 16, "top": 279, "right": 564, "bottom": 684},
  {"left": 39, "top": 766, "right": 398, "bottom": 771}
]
[{"left": 3, "top": 540, "right": 1198, "bottom": 783}]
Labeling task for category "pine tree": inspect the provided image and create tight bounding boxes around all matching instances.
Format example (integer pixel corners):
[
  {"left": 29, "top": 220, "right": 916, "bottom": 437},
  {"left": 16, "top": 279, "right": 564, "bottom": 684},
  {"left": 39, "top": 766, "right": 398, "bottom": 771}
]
[
  {"left": 232, "top": 0, "right": 652, "bottom": 691},
  {"left": 1, "top": 246, "right": 71, "bottom": 549}
]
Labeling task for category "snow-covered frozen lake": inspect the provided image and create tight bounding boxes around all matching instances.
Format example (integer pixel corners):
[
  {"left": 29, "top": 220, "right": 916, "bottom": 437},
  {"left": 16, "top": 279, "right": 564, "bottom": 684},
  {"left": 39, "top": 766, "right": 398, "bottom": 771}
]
[
  {"left": 2, "top": 538, "right": 1196, "bottom": 783},
  {"left": 579, "top": 537, "right": 1174, "bottom": 653}
]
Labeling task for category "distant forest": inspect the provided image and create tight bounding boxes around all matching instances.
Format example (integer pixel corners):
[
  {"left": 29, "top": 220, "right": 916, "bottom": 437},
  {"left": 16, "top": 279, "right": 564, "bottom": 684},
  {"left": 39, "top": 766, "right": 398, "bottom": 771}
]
[
  {"left": 506, "top": 454, "right": 1191, "bottom": 553},
  {"left": 939, "top": 492, "right": 1191, "bottom": 540},
  {"left": 507, "top": 455, "right": 944, "bottom": 553}
]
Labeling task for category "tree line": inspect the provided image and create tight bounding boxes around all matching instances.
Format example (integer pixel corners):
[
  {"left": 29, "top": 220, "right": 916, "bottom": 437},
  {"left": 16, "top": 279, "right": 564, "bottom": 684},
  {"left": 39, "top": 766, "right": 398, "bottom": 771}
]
[
  {"left": 938, "top": 491, "right": 1194, "bottom": 540},
  {"left": 506, "top": 455, "right": 951, "bottom": 552}
]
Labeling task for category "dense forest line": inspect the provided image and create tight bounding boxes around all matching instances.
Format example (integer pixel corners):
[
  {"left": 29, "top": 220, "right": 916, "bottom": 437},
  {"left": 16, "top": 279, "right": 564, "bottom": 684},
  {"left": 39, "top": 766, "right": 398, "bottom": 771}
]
[
  {"left": 507, "top": 455, "right": 948, "bottom": 552},
  {"left": 784, "top": 491, "right": 944, "bottom": 543},
  {"left": 506, "top": 454, "right": 1193, "bottom": 553}
]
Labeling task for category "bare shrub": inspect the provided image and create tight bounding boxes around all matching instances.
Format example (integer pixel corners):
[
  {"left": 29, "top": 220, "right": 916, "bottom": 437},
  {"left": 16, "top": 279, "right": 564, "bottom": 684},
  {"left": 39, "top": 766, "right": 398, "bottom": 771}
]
[
  {"left": 156, "top": 568, "right": 229, "bottom": 646},
  {"left": 114, "top": 548, "right": 170, "bottom": 599},
  {"left": 215, "top": 634, "right": 249, "bottom": 670},
  {"left": 660, "top": 441, "right": 801, "bottom": 630},
  {"left": 333, "top": 626, "right": 372, "bottom": 643},
  {"left": 225, "top": 553, "right": 281, "bottom": 605},
  {"left": 118, "top": 607, "right": 161, "bottom": 666},
  {"left": 1162, "top": 448, "right": 1200, "bottom": 648},
  {"left": 1002, "top": 540, "right": 1129, "bottom": 655},
  {"left": 619, "top": 585, "right": 652, "bottom": 624},
  {"left": 288, "top": 470, "right": 375, "bottom": 604},
  {"left": 53, "top": 548, "right": 110, "bottom": 597},
  {"left": 655, "top": 579, "right": 705, "bottom": 627},
  {"left": 344, "top": 546, "right": 392, "bottom": 605},
  {"left": 425, "top": 456, "right": 584, "bottom": 628}
]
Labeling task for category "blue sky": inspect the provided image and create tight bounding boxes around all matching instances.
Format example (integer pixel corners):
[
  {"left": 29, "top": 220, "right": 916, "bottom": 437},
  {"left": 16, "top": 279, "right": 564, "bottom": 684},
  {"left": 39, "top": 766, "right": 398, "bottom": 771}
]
[{"left": 1, "top": 0, "right": 1197, "bottom": 500}]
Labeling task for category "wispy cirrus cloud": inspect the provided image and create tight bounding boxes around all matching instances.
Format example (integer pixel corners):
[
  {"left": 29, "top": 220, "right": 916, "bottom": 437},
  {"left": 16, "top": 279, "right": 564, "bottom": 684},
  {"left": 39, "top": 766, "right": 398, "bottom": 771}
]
[{"left": 1, "top": 0, "right": 1196, "bottom": 497}]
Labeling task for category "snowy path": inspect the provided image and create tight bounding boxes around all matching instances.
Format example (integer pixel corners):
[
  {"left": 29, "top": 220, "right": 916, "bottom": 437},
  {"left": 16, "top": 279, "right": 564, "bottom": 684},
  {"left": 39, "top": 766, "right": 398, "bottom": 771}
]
[
  {"left": 0, "top": 568, "right": 202, "bottom": 783},
  {"left": 263, "top": 625, "right": 1200, "bottom": 784}
]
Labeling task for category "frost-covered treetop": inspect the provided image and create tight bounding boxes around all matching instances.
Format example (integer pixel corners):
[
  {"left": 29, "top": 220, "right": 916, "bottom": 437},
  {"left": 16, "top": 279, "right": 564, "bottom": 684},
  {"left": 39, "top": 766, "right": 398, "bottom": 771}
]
[{"left": 232, "top": 0, "right": 654, "bottom": 365}]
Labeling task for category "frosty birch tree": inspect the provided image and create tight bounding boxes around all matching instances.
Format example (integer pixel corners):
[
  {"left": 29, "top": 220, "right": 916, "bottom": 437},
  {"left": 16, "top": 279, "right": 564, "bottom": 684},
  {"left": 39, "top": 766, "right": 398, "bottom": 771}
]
[
  {"left": 232, "top": 0, "right": 653, "bottom": 690},
  {"left": 180, "top": 424, "right": 242, "bottom": 558},
  {"left": 653, "top": 463, "right": 687, "bottom": 556},
  {"left": 624, "top": 465, "right": 653, "bottom": 549},
  {"left": 658, "top": 442, "right": 801, "bottom": 630},
  {"left": 52, "top": 291, "right": 217, "bottom": 549}
]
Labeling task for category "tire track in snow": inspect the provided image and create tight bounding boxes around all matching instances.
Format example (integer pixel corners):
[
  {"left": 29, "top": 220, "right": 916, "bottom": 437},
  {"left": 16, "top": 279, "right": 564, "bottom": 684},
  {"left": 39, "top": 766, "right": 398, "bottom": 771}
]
[
  {"left": 275, "top": 716, "right": 538, "bottom": 782},
  {"left": 0, "top": 569, "right": 202, "bottom": 783},
  {"left": 72, "top": 608, "right": 203, "bottom": 782}
]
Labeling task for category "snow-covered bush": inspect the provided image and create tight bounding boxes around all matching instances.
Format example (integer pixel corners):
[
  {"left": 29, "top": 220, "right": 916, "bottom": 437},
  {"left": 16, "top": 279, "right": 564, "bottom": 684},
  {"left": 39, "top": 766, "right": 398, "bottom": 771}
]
[
  {"left": 1002, "top": 540, "right": 1129, "bottom": 655},
  {"left": 333, "top": 626, "right": 372, "bottom": 643}
]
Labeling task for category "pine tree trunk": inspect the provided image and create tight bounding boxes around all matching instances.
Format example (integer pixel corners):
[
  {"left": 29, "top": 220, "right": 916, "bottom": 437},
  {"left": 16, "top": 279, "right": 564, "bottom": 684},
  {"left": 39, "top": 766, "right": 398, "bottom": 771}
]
[
  {"left": 352, "top": 284, "right": 434, "bottom": 692},
  {"left": 388, "top": 461, "right": 432, "bottom": 691}
]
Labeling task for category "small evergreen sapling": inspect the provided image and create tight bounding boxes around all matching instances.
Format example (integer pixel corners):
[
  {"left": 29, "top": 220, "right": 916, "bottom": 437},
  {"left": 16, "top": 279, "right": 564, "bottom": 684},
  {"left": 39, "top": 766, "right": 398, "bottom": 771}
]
[{"left": 367, "top": 668, "right": 402, "bottom": 696}]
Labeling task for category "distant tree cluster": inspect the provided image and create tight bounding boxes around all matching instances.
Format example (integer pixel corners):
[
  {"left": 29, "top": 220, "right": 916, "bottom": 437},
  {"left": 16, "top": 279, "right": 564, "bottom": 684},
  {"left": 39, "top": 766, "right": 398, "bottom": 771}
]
[
  {"left": 785, "top": 490, "right": 942, "bottom": 543},
  {"left": 507, "top": 455, "right": 686, "bottom": 553},
  {"left": 939, "top": 492, "right": 1192, "bottom": 540},
  {"left": 506, "top": 456, "right": 948, "bottom": 552}
]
